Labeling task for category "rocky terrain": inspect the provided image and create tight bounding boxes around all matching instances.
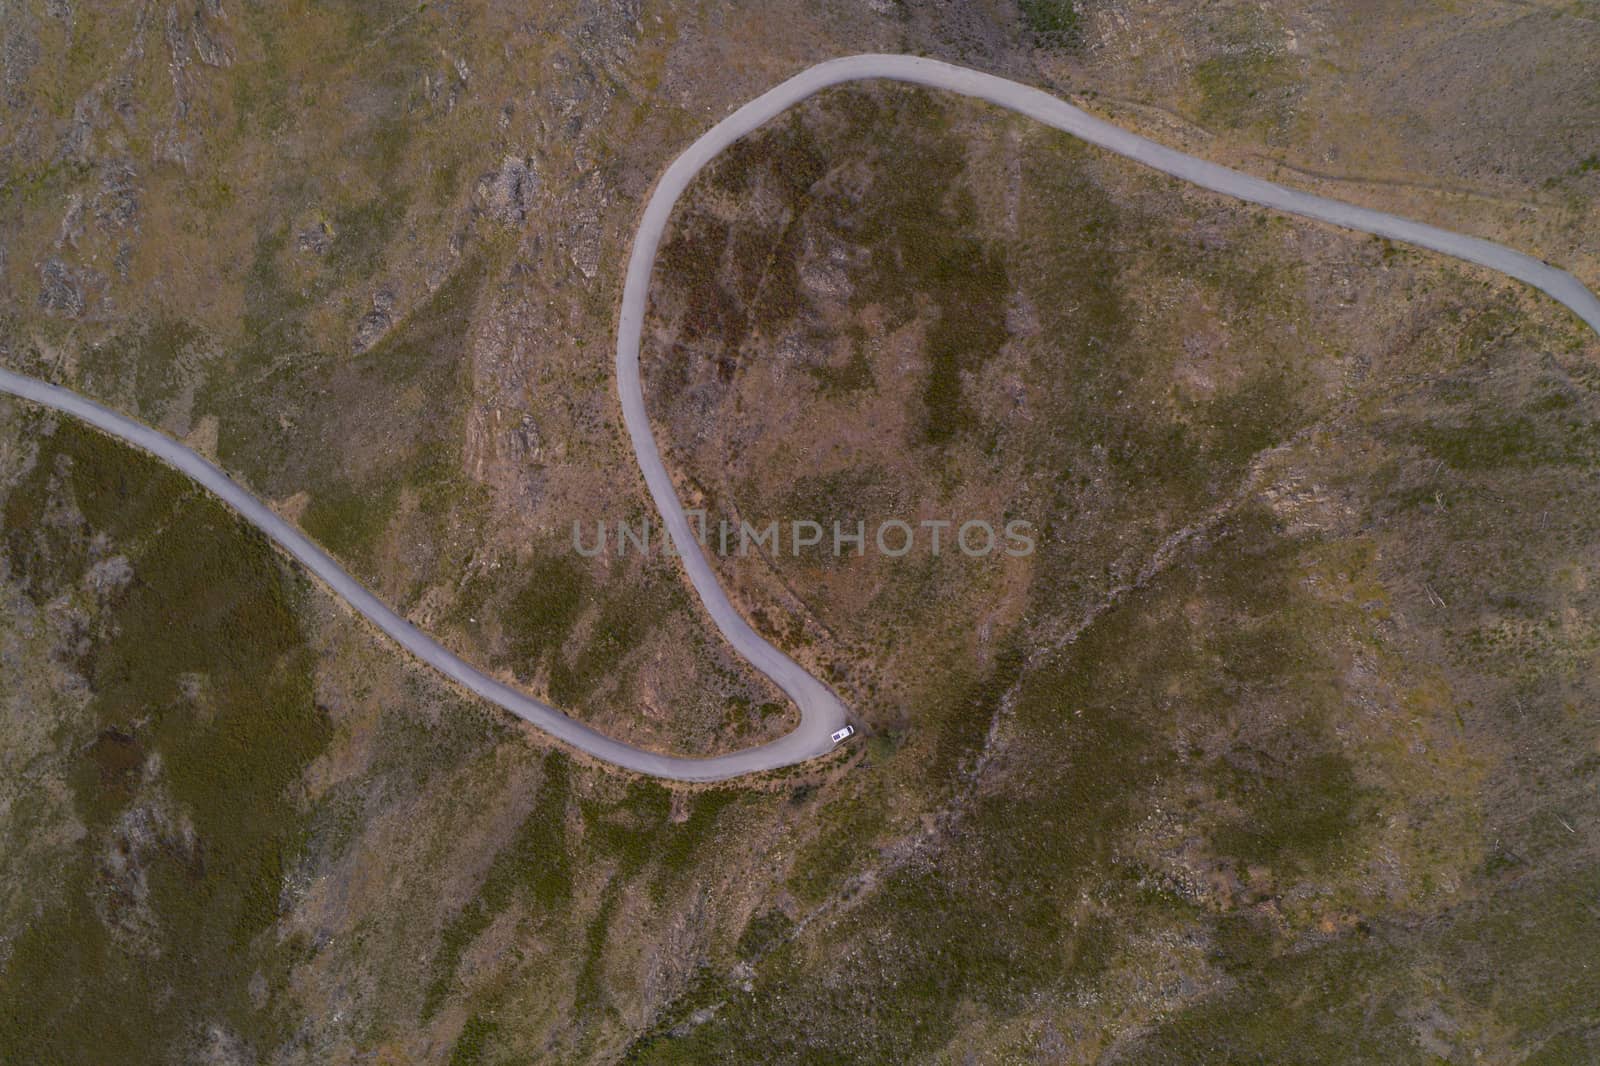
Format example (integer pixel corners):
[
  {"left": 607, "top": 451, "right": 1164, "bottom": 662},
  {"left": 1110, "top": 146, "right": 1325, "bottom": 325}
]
[{"left": 2, "top": 0, "right": 1599, "bottom": 1062}]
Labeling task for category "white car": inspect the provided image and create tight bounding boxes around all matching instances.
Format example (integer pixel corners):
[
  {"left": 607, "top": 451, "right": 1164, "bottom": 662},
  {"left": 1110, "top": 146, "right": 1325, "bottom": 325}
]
[{"left": 830, "top": 726, "right": 855, "bottom": 745}]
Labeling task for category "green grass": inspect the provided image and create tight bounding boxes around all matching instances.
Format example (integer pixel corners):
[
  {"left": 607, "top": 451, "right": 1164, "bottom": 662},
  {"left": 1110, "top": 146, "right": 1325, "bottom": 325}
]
[
  {"left": 1195, "top": 50, "right": 1292, "bottom": 129},
  {"left": 735, "top": 910, "right": 795, "bottom": 961},
  {"left": 621, "top": 967, "right": 731, "bottom": 1064},
  {"left": 656, "top": 789, "right": 742, "bottom": 884},
  {"left": 638, "top": 490, "right": 1396, "bottom": 1063},
  {"left": 447, "top": 1013, "right": 501, "bottom": 1066},
  {"left": 1018, "top": 0, "right": 1083, "bottom": 49},
  {"left": 1211, "top": 748, "right": 1372, "bottom": 872},
  {"left": 665, "top": 87, "right": 1011, "bottom": 448},
  {"left": 0, "top": 422, "right": 330, "bottom": 1064},
  {"left": 804, "top": 331, "right": 875, "bottom": 396},
  {"left": 1413, "top": 412, "right": 1600, "bottom": 471},
  {"left": 582, "top": 781, "right": 674, "bottom": 877},
  {"left": 195, "top": 241, "right": 495, "bottom": 596},
  {"left": 764, "top": 465, "right": 895, "bottom": 564},
  {"left": 1122, "top": 864, "right": 1600, "bottom": 1063},
  {"left": 77, "top": 317, "right": 202, "bottom": 419},
  {"left": 785, "top": 787, "right": 887, "bottom": 907},
  {"left": 300, "top": 474, "right": 402, "bottom": 560},
  {"left": 424, "top": 752, "right": 573, "bottom": 1018},
  {"left": 838, "top": 91, "right": 1010, "bottom": 446},
  {"left": 574, "top": 882, "right": 623, "bottom": 1012},
  {"left": 548, "top": 562, "right": 688, "bottom": 708},
  {"left": 1193, "top": 9, "right": 1299, "bottom": 131},
  {"left": 329, "top": 197, "right": 408, "bottom": 280},
  {"left": 501, "top": 551, "right": 592, "bottom": 670}
]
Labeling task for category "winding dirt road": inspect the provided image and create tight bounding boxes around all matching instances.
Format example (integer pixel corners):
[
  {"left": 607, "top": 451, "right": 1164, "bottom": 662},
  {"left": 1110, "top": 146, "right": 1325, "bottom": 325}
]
[{"left": 5, "top": 55, "right": 1598, "bottom": 780}]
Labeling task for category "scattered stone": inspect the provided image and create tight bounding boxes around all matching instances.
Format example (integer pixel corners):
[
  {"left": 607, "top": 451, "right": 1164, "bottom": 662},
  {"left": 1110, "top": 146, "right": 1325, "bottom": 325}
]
[
  {"left": 38, "top": 258, "right": 85, "bottom": 317},
  {"left": 1005, "top": 290, "right": 1041, "bottom": 337},
  {"left": 513, "top": 412, "right": 541, "bottom": 460},
  {"left": 479, "top": 155, "right": 538, "bottom": 225},
  {"left": 96, "top": 798, "right": 200, "bottom": 954},
  {"left": 163, "top": 4, "right": 190, "bottom": 66},
  {"left": 3, "top": 18, "right": 41, "bottom": 106},
  {"left": 567, "top": 201, "right": 601, "bottom": 278},
  {"left": 153, "top": 129, "right": 197, "bottom": 169},
  {"left": 61, "top": 89, "right": 100, "bottom": 161},
  {"left": 297, "top": 220, "right": 332, "bottom": 255},
  {"left": 56, "top": 193, "right": 85, "bottom": 247},
  {"left": 799, "top": 256, "right": 851, "bottom": 300},
  {"left": 352, "top": 289, "right": 397, "bottom": 353},
  {"left": 84, "top": 554, "right": 133, "bottom": 597},
  {"left": 94, "top": 160, "right": 139, "bottom": 230},
  {"left": 196, "top": 1023, "right": 251, "bottom": 1066},
  {"left": 110, "top": 71, "right": 137, "bottom": 126},
  {"left": 192, "top": 20, "right": 233, "bottom": 68}
]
